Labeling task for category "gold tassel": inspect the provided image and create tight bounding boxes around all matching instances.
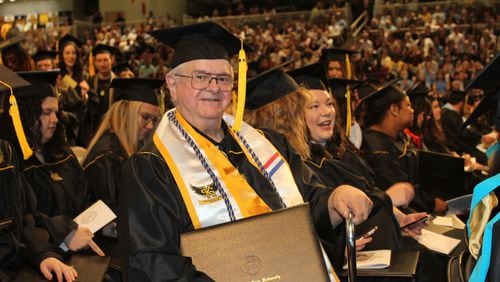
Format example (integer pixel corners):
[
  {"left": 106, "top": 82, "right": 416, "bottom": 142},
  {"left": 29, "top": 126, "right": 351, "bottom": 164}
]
[
  {"left": 231, "top": 90, "right": 237, "bottom": 115},
  {"left": 88, "top": 51, "right": 95, "bottom": 76},
  {"left": 345, "top": 54, "right": 352, "bottom": 137},
  {"left": 232, "top": 39, "right": 247, "bottom": 132},
  {"left": 0, "top": 80, "right": 33, "bottom": 160},
  {"left": 0, "top": 50, "right": 3, "bottom": 65}
]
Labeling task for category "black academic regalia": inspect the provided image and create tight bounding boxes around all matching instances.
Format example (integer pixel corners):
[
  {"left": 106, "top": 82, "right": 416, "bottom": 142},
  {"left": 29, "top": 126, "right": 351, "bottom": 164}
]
[
  {"left": 306, "top": 143, "right": 404, "bottom": 252},
  {"left": 83, "top": 131, "right": 125, "bottom": 276},
  {"left": 58, "top": 86, "right": 88, "bottom": 147},
  {"left": 0, "top": 140, "right": 76, "bottom": 278},
  {"left": 325, "top": 138, "right": 378, "bottom": 185},
  {"left": 441, "top": 107, "right": 487, "bottom": 164},
  {"left": 362, "top": 129, "right": 435, "bottom": 213},
  {"left": 22, "top": 148, "right": 89, "bottom": 218},
  {"left": 309, "top": 143, "right": 448, "bottom": 282},
  {"left": 83, "top": 131, "right": 127, "bottom": 213},
  {"left": 119, "top": 126, "right": 342, "bottom": 281}
]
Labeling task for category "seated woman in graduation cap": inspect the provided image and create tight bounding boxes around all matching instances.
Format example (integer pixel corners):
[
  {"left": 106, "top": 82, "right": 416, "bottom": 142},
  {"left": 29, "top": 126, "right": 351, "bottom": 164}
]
[
  {"left": 83, "top": 78, "right": 163, "bottom": 216},
  {"left": 244, "top": 65, "right": 426, "bottom": 243},
  {"left": 8, "top": 71, "right": 91, "bottom": 219},
  {"left": 56, "top": 34, "right": 90, "bottom": 147},
  {"left": 244, "top": 66, "right": 448, "bottom": 282},
  {"left": 0, "top": 66, "right": 101, "bottom": 281},
  {"left": 360, "top": 80, "right": 448, "bottom": 214}
]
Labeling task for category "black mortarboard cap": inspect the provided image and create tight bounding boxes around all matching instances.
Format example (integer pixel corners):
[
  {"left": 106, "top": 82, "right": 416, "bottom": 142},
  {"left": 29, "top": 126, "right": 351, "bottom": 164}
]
[
  {"left": 32, "top": 50, "right": 58, "bottom": 62},
  {"left": 58, "top": 34, "right": 83, "bottom": 49},
  {"left": 0, "top": 34, "right": 25, "bottom": 53},
  {"left": 362, "top": 79, "right": 405, "bottom": 108},
  {"left": 407, "top": 82, "right": 429, "bottom": 100},
  {"left": 462, "top": 53, "right": 500, "bottom": 130},
  {"left": 320, "top": 48, "right": 358, "bottom": 62},
  {"left": 113, "top": 62, "right": 133, "bottom": 74},
  {"left": 357, "top": 82, "right": 378, "bottom": 101},
  {"left": 246, "top": 62, "right": 299, "bottom": 110},
  {"left": 0, "top": 64, "right": 30, "bottom": 93},
  {"left": 92, "top": 44, "right": 118, "bottom": 56},
  {"left": 329, "top": 78, "right": 364, "bottom": 99},
  {"left": 14, "top": 71, "right": 59, "bottom": 99},
  {"left": 447, "top": 90, "right": 466, "bottom": 104},
  {"left": 287, "top": 62, "right": 329, "bottom": 91},
  {"left": 148, "top": 22, "right": 253, "bottom": 68},
  {"left": 0, "top": 64, "right": 33, "bottom": 160},
  {"left": 110, "top": 78, "right": 162, "bottom": 106}
]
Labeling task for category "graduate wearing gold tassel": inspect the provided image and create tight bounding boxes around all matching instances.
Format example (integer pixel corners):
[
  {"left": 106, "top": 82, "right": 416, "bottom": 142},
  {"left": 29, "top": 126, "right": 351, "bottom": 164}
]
[{"left": 232, "top": 39, "right": 247, "bottom": 132}]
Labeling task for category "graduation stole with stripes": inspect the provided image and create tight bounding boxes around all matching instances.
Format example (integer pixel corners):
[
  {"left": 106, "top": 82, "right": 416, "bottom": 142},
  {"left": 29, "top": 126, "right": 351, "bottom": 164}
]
[{"left": 153, "top": 109, "right": 304, "bottom": 229}]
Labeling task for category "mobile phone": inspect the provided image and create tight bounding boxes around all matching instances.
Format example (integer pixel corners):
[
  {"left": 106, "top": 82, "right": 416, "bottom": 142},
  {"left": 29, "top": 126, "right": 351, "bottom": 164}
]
[
  {"left": 400, "top": 215, "right": 430, "bottom": 230},
  {"left": 357, "top": 226, "right": 378, "bottom": 240}
]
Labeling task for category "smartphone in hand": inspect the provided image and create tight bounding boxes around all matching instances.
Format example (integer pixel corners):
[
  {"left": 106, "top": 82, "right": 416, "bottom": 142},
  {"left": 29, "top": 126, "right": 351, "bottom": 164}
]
[
  {"left": 400, "top": 215, "right": 431, "bottom": 230},
  {"left": 357, "top": 226, "right": 379, "bottom": 240}
]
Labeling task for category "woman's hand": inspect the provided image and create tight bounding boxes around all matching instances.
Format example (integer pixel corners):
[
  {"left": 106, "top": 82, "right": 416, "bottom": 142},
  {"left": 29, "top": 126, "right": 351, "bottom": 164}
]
[
  {"left": 399, "top": 212, "right": 428, "bottom": 238},
  {"left": 39, "top": 257, "right": 78, "bottom": 282},
  {"left": 64, "top": 227, "right": 105, "bottom": 256},
  {"left": 386, "top": 182, "right": 414, "bottom": 207},
  {"left": 344, "top": 235, "right": 373, "bottom": 257},
  {"left": 79, "top": 80, "right": 90, "bottom": 101},
  {"left": 433, "top": 198, "right": 448, "bottom": 215}
]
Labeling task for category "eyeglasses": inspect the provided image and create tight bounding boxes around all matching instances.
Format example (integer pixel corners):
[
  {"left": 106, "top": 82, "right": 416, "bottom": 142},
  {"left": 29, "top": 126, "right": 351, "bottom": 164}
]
[
  {"left": 140, "top": 113, "right": 160, "bottom": 125},
  {"left": 175, "top": 72, "right": 233, "bottom": 91}
]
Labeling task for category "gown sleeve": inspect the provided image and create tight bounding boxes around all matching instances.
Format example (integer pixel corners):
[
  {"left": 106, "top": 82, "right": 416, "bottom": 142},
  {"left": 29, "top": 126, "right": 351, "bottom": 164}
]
[
  {"left": 260, "top": 129, "right": 345, "bottom": 272},
  {"left": 84, "top": 150, "right": 125, "bottom": 213},
  {"left": 119, "top": 149, "right": 214, "bottom": 281}
]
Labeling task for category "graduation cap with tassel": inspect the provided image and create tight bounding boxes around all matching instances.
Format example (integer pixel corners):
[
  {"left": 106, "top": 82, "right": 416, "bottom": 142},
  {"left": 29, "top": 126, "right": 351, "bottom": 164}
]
[
  {"left": 0, "top": 64, "right": 32, "bottom": 159},
  {"left": 148, "top": 22, "right": 253, "bottom": 132}
]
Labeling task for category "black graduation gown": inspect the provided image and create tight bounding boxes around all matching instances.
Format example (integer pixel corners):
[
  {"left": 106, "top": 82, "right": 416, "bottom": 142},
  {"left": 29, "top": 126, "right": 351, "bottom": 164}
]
[
  {"left": 22, "top": 148, "right": 89, "bottom": 218},
  {"left": 306, "top": 143, "right": 404, "bottom": 252},
  {"left": 310, "top": 143, "right": 448, "bottom": 282},
  {"left": 58, "top": 86, "right": 88, "bottom": 147},
  {"left": 441, "top": 107, "right": 487, "bottom": 164},
  {"left": 119, "top": 127, "right": 341, "bottom": 281},
  {"left": 325, "top": 138, "right": 377, "bottom": 186},
  {"left": 83, "top": 131, "right": 127, "bottom": 213},
  {"left": 83, "top": 131, "right": 126, "bottom": 269},
  {"left": 362, "top": 129, "right": 435, "bottom": 213},
  {"left": 84, "top": 74, "right": 115, "bottom": 145},
  {"left": 0, "top": 140, "right": 76, "bottom": 278}
]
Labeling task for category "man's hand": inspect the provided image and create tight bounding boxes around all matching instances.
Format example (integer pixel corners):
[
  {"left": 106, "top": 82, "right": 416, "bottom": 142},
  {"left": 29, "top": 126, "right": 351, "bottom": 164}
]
[
  {"left": 64, "top": 227, "right": 105, "bottom": 256},
  {"left": 39, "top": 257, "right": 78, "bottom": 282},
  {"left": 328, "top": 185, "right": 373, "bottom": 227}
]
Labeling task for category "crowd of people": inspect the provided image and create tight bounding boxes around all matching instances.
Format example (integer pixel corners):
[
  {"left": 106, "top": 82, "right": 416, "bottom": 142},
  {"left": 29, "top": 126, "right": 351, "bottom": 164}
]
[{"left": 1, "top": 1, "right": 499, "bottom": 281}]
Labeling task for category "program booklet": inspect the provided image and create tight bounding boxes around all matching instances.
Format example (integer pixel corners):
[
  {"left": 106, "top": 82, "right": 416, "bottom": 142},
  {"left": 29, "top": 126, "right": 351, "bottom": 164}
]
[
  {"left": 415, "top": 229, "right": 461, "bottom": 255},
  {"left": 343, "top": 250, "right": 391, "bottom": 270},
  {"left": 74, "top": 200, "right": 117, "bottom": 233}
]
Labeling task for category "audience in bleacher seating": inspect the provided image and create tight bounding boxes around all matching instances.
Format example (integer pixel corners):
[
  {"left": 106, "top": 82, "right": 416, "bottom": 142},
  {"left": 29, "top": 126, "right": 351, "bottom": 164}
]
[{"left": 0, "top": 1, "right": 498, "bottom": 280}]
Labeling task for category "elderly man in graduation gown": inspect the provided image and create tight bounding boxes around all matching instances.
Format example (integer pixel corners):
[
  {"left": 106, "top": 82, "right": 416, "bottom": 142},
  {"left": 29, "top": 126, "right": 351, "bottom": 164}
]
[{"left": 119, "top": 22, "right": 373, "bottom": 281}]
